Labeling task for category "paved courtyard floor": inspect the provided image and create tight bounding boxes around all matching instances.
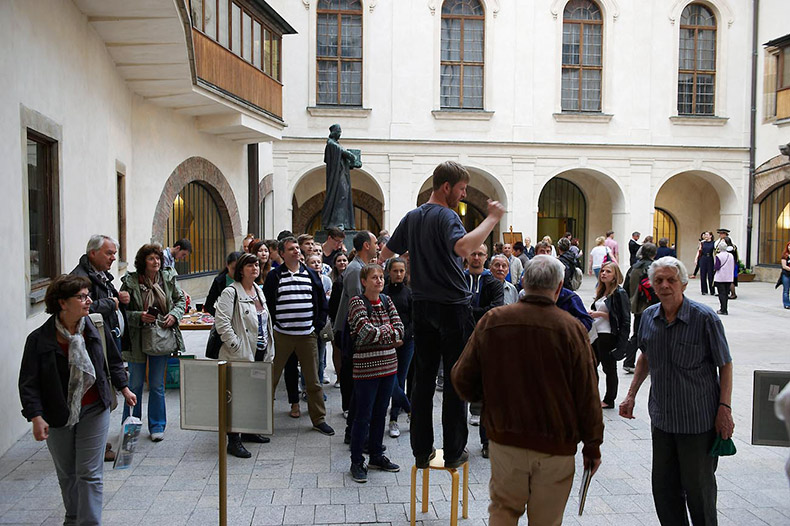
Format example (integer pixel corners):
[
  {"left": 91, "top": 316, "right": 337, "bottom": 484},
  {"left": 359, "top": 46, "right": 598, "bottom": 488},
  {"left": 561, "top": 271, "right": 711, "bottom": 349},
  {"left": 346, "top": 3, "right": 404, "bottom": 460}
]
[{"left": 1, "top": 278, "right": 789, "bottom": 525}]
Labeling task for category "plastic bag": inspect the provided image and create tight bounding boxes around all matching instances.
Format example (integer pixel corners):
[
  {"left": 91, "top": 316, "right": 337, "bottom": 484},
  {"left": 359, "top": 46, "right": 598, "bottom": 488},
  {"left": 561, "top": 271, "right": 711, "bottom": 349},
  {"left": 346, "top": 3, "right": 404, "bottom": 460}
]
[{"left": 113, "top": 417, "right": 142, "bottom": 469}]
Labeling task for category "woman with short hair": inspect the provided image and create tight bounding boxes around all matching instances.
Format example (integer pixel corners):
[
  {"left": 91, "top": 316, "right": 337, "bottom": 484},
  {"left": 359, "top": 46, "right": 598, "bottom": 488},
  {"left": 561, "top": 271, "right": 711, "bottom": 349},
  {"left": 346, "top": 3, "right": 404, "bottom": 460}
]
[
  {"left": 214, "top": 253, "right": 274, "bottom": 457},
  {"left": 120, "top": 243, "right": 185, "bottom": 441},
  {"left": 19, "top": 274, "right": 136, "bottom": 525}
]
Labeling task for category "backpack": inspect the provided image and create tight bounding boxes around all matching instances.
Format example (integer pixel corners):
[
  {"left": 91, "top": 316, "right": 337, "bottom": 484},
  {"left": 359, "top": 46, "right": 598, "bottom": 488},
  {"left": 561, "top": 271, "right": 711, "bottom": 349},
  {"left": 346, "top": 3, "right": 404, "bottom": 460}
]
[
  {"left": 570, "top": 266, "right": 583, "bottom": 291},
  {"left": 339, "top": 294, "right": 390, "bottom": 358},
  {"left": 637, "top": 271, "right": 659, "bottom": 306}
]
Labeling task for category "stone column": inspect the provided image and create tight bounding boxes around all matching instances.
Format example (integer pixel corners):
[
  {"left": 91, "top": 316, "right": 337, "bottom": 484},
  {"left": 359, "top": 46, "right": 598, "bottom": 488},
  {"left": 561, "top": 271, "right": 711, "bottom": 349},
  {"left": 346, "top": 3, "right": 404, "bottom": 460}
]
[
  {"left": 512, "top": 157, "right": 537, "bottom": 241},
  {"left": 629, "top": 159, "right": 656, "bottom": 241},
  {"left": 272, "top": 152, "right": 290, "bottom": 235},
  {"left": 387, "top": 154, "right": 415, "bottom": 229}
]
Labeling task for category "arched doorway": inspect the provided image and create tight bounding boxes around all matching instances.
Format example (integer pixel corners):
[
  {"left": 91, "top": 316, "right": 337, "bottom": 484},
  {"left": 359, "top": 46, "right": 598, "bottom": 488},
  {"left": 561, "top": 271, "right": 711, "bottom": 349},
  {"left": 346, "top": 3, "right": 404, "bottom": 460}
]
[
  {"left": 537, "top": 177, "right": 587, "bottom": 258},
  {"left": 416, "top": 186, "right": 495, "bottom": 250},
  {"left": 653, "top": 207, "right": 678, "bottom": 249},
  {"left": 758, "top": 182, "right": 790, "bottom": 265},
  {"left": 151, "top": 156, "right": 242, "bottom": 276}
]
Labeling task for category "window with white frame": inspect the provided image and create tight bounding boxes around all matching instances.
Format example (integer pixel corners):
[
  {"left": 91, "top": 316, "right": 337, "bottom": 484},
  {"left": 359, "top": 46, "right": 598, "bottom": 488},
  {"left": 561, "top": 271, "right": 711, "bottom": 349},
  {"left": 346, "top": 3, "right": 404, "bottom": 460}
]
[
  {"left": 561, "top": 0, "right": 603, "bottom": 112},
  {"left": 440, "top": 0, "right": 485, "bottom": 109}
]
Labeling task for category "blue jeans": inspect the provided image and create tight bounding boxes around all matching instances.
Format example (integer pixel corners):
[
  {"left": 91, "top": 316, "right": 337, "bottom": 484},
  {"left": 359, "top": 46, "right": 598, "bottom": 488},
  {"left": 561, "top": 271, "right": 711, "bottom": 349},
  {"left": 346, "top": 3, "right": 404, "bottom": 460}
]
[
  {"left": 122, "top": 355, "right": 169, "bottom": 433},
  {"left": 47, "top": 402, "right": 109, "bottom": 526},
  {"left": 350, "top": 374, "right": 396, "bottom": 464},
  {"left": 782, "top": 273, "right": 790, "bottom": 308},
  {"left": 390, "top": 339, "right": 414, "bottom": 421}
]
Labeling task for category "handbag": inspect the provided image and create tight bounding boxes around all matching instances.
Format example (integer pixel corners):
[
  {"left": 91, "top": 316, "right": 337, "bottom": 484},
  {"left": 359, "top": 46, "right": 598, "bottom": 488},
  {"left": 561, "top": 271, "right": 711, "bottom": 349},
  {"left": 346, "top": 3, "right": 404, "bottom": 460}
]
[
  {"left": 88, "top": 313, "right": 119, "bottom": 411},
  {"left": 318, "top": 318, "right": 334, "bottom": 343},
  {"left": 142, "top": 316, "right": 178, "bottom": 356},
  {"left": 206, "top": 288, "right": 237, "bottom": 359}
]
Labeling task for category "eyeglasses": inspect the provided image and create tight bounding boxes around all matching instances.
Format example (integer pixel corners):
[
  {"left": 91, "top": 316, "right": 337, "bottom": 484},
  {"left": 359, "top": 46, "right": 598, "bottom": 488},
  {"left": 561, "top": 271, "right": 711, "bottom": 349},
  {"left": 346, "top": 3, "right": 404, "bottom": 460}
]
[{"left": 72, "top": 293, "right": 92, "bottom": 302}]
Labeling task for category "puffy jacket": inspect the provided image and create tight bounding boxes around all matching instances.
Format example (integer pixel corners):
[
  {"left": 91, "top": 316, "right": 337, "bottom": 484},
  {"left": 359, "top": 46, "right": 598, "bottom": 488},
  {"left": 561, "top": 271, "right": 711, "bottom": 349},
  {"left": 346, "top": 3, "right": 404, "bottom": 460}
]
[
  {"left": 214, "top": 281, "right": 275, "bottom": 363},
  {"left": 120, "top": 268, "right": 185, "bottom": 363}
]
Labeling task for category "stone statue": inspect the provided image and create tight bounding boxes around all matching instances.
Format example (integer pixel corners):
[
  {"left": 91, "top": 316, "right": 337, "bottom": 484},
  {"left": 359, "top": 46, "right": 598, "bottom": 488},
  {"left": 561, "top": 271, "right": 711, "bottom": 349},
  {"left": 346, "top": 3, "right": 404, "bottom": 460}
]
[{"left": 322, "top": 124, "right": 360, "bottom": 230}]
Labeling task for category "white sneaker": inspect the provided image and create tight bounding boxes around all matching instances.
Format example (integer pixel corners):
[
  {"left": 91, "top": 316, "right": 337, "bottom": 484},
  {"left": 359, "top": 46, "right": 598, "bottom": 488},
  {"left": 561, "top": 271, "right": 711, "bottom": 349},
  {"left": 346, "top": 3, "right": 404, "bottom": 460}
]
[
  {"left": 388, "top": 421, "right": 400, "bottom": 438},
  {"left": 334, "top": 380, "right": 341, "bottom": 388},
  {"left": 469, "top": 414, "right": 481, "bottom": 426},
  {"left": 150, "top": 432, "right": 164, "bottom": 442}
]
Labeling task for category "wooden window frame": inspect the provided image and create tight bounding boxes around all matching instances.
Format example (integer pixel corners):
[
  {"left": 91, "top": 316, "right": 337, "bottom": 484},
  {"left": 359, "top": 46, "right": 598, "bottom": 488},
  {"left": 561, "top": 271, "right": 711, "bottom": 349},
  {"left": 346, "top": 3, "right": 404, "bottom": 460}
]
[
  {"left": 440, "top": 0, "right": 485, "bottom": 110},
  {"left": 316, "top": 0, "right": 363, "bottom": 106},
  {"left": 678, "top": 4, "right": 717, "bottom": 116},
  {"left": 190, "top": 0, "right": 282, "bottom": 82},
  {"left": 779, "top": 46, "right": 790, "bottom": 91},
  {"left": 26, "top": 129, "right": 60, "bottom": 293},
  {"left": 562, "top": 1, "right": 603, "bottom": 113}
]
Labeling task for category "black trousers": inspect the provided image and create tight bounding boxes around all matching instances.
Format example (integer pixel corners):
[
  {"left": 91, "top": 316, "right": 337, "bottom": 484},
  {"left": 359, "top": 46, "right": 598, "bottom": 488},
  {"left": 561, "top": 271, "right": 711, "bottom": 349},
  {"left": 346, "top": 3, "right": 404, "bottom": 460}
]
[
  {"left": 592, "top": 333, "right": 618, "bottom": 406},
  {"left": 284, "top": 353, "right": 300, "bottom": 404},
  {"left": 652, "top": 427, "right": 718, "bottom": 526},
  {"left": 623, "top": 313, "right": 642, "bottom": 369},
  {"left": 410, "top": 300, "right": 475, "bottom": 462},
  {"left": 698, "top": 257, "right": 714, "bottom": 294},
  {"left": 340, "top": 353, "right": 354, "bottom": 412},
  {"left": 715, "top": 282, "right": 729, "bottom": 314}
]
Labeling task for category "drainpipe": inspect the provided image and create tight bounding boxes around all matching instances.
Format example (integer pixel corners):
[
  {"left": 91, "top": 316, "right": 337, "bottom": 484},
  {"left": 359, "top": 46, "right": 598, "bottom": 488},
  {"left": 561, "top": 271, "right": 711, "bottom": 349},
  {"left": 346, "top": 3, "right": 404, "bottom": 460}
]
[
  {"left": 248, "top": 144, "right": 260, "bottom": 237},
  {"left": 746, "top": 0, "right": 759, "bottom": 268}
]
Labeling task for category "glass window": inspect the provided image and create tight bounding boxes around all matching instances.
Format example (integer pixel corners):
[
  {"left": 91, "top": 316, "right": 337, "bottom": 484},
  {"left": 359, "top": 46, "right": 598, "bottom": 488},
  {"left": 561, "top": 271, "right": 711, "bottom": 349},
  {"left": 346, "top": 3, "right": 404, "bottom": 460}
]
[
  {"left": 165, "top": 182, "right": 226, "bottom": 276},
  {"left": 440, "top": 0, "right": 484, "bottom": 109},
  {"left": 253, "top": 21, "right": 262, "bottom": 68},
  {"left": 263, "top": 27, "right": 271, "bottom": 75},
  {"left": 218, "top": 0, "right": 229, "bottom": 46},
  {"left": 678, "top": 3, "right": 716, "bottom": 115},
  {"left": 242, "top": 12, "right": 251, "bottom": 61},
  {"left": 27, "top": 132, "right": 58, "bottom": 286},
  {"left": 272, "top": 35, "right": 280, "bottom": 81},
  {"left": 204, "top": 0, "right": 216, "bottom": 38},
  {"left": 317, "top": 0, "right": 362, "bottom": 105},
  {"left": 653, "top": 208, "right": 678, "bottom": 250},
  {"left": 561, "top": 0, "right": 602, "bottom": 112},
  {"left": 231, "top": 3, "right": 241, "bottom": 56},
  {"left": 759, "top": 183, "right": 790, "bottom": 265},
  {"left": 781, "top": 47, "right": 790, "bottom": 89},
  {"left": 191, "top": 0, "right": 203, "bottom": 31}
]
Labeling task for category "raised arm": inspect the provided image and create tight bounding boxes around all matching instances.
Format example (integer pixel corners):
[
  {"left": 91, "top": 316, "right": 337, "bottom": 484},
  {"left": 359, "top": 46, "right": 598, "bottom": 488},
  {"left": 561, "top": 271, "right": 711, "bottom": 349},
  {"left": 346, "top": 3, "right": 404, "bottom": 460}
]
[{"left": 454, "top": 200, "right": 505, "bottom": 259}]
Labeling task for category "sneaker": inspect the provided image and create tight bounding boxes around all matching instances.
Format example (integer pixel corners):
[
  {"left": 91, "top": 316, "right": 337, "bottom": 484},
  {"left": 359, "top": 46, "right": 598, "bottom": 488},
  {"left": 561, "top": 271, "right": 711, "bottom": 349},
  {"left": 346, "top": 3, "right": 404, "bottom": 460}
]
[
  {"left": 444, "top": 449, "right": 470, "bottom": 469},
  {"left": 350, "top": 461, "right": 367, "bottom": 483},
  {"left": 323, "top": 377, "right": 330, "bottom": 384},
  {"left": 469, "top": 414, "right": 481, "bottom": 426},
  {"left": 227, "top": 439, "right": 252, "bottom": 458},
  {"left": 334, "top": 380, "right": 341, "bottom": 388},
  {"left": 415, "top": 448, "right": 437, "bottom": 469},
  {"left": 717, "top": 309, "right": 728, "bottom": 315},
  {"left": 150, "top": 432, "right": 164, "bottom": 442},
  {"left": 369, "top": 455, "right": 400, "bottom": 472},
  {"left": 623, "top": 367, "right": 635, "bottom": 374},
  {"left": 389, "top": 421, "right": 400, "bottom": 438},
  {"left": 313, "top": 422, "right": 335, "bottom": 436},
  {"left": 481, "top": 444, "right": 489, "bottom": 459},
  {"left": 241, "top": 433, "right": 270, "bottom": 443}
]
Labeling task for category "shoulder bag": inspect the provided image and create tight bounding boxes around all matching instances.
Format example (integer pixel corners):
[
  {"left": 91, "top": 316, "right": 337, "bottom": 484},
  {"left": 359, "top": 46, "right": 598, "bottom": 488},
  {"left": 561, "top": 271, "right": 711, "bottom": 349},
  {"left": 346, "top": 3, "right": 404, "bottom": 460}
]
[
  {"left": 206, "top": 288, "right": 238, "bottom": 359},
  {"left": 88, "top": 313, "right": 119, "bottom": 411},
  {"left": 142, "top": 315, "right": 178, "bottom": 356}
]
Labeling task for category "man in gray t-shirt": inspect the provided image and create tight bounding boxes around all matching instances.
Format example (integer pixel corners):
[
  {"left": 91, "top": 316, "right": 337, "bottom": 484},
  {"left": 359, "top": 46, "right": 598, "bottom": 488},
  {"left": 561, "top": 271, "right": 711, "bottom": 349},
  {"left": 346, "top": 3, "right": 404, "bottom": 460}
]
[{"left": 381, "top": 161, "right": 504, "bottom": 468}]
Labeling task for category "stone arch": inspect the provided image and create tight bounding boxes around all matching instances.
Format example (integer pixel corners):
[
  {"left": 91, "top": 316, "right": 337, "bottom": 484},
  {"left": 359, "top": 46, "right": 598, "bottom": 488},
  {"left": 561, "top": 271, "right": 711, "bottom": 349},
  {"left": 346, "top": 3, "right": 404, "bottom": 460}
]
[
  {"left": 413, "top": 163, "right": 508, "bottom": 209},
  {"left": 668, "top": 0, "right": 734, "bottom": 28},
  {"left": 654, "top": 168, "right": 738, "bottom": 211},
  {"left": 550, "top": 0, "right": 620, "bottom": 21},
  {"left": 535, "top": 165, "right": 626, "bottom": 213},
  {"left": 259, "top": 173, "right": 274, "bottom": 200},
  {"left": 289, "top": 163, "right": 387, "bottom": 210},
  {"left": 293, "top": 189, "right": 383, "bottom": 235},
  {"left": 151, "top": 156, "right": 242, "bottom": 247},
  {"left": 754, "top": 155, "right": 790, "bottom": 203}
]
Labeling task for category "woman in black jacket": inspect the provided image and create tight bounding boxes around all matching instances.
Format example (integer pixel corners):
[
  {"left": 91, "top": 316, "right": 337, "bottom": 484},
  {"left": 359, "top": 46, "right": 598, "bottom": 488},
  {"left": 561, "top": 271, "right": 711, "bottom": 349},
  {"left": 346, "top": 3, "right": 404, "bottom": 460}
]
[
  {"left": 382, "top": 257, "right": 413, "bottom": 438},
  {"left": 588, "top": 261, "right": 630, "bottom": 409},
  {"left": 18, "top": 275, "right": 136, "bottom": 525}
]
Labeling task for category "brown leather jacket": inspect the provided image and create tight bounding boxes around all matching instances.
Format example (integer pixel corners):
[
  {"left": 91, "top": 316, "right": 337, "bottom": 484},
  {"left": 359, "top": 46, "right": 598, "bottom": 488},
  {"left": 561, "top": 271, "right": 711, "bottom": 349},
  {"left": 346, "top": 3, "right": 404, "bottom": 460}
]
[{"left": 452, "top": 295, "right": 604, "bottom": 459}]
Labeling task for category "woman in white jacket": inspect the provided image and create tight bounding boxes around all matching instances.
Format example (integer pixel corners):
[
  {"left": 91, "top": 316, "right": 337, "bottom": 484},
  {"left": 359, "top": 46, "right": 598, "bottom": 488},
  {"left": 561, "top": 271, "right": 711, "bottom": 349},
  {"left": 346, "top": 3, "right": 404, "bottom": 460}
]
[{"left": 214, "top": 253, "right": 275, "bottom": 457}]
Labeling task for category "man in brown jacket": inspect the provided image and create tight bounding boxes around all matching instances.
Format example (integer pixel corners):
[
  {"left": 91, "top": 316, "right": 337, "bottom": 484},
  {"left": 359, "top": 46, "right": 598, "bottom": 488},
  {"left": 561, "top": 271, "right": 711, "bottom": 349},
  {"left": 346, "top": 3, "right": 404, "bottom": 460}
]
[{"left": 452, "top": 255, "right": 604, "bottom": 526}]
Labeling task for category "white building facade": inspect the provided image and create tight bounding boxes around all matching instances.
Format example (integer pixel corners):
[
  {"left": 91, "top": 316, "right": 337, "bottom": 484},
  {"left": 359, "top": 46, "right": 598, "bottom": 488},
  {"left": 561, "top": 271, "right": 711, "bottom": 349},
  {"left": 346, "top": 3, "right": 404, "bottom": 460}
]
[{"left": 268, "top": 0, "right": 752, "bottom": 270}]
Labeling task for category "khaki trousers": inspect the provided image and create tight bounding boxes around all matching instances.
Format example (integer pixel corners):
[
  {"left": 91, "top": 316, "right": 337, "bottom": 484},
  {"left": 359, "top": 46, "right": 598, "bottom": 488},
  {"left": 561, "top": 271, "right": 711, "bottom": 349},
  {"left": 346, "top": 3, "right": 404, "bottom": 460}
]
[
  {"left": 272, "top": 331, "right": 326, "bottom": 425},
  {"left": 488, "top": 440, "right": 575, "bottom": 526}
]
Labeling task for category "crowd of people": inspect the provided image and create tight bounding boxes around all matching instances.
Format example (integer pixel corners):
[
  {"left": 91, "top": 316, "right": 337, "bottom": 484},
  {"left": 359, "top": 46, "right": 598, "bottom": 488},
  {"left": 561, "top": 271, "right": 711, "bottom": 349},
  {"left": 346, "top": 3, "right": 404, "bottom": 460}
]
[{"left": 18, "top": 161, "right": 743, "bottom": 525}]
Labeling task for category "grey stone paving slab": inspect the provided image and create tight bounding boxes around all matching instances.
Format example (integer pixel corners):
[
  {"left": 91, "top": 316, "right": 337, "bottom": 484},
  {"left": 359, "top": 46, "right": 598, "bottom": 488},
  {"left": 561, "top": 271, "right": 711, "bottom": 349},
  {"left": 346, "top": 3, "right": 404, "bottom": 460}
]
[
  {"left": 282, "top": 504, "right": 315, "bottom": 524},
  {"left": 251, "top": 505, "right": 285, "bottom": 525}
]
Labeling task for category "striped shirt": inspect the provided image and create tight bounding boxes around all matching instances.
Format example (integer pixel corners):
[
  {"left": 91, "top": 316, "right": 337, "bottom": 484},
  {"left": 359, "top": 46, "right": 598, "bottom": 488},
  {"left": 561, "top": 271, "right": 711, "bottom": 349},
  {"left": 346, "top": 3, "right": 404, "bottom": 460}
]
[
  {"left": 639, "top": 296, "right": 731, "bottom": 434},
  {"left": 348, "top": 295, "right": 403, "bottom": 380},
  {"left": 273, "top": 267, "right": 315, "bottom": 336}
]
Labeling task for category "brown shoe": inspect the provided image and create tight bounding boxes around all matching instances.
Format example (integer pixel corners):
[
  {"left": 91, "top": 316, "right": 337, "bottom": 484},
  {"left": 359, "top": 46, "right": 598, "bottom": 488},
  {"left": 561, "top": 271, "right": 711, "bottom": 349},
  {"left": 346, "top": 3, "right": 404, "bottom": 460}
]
[{"left": 104, "top": 443, "right": 115, "bottom": 462}]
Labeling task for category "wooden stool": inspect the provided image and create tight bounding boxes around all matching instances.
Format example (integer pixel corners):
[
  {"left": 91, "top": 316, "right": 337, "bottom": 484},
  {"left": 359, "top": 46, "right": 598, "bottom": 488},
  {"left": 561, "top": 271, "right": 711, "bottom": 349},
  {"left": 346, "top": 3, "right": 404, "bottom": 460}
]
[{"left": 409, "top": 449, "right": 469, "bottom": 526}]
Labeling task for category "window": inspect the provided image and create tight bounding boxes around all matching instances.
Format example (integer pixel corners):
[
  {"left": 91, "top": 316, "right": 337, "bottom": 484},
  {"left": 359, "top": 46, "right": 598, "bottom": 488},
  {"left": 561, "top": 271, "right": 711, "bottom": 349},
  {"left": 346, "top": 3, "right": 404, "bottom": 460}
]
[
  {"left": 759, "top": 183, "right": 790, "bottom": 265},
  {"left": 27, "top": 131, "right": 59, "bottom": 289},
  {"left": 764, "top": 49, "right": 779, "bottom": 120},
  {"left": 537, "top": 177, "right": 587, "bottom": 268},
  {"left": 653, "top": 208, "right": 678, "bottom": 250},
  {"left": 440, "top": 0, "right": 484, "bottom": 109},
  {"left": 191, "top": 0, "right": 282, "bottom": 81},
  {"left": 117, "top": 172, "right": 126, "bottom": 263},
  {"left": 165, "top": 182, "right": 226, "bottom": 276},
  {"left": 678, "top": 4, "right": 716, "bottom": 115},
  {"left": 781, "top": 46, "right": 790, "bottom": 90},
  {"left": 561, "top": 0, "right": 603, "bottom": 112},
  {"left": 317, "top": 0, "right": 363, "bottom": 106}
]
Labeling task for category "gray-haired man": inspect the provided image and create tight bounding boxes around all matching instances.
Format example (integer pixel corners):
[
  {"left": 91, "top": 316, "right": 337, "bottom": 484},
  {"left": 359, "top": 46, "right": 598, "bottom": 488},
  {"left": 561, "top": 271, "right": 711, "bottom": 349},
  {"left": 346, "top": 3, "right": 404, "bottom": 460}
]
[{"left": 620, "top": 257, "right": 733, "bottom": 526}]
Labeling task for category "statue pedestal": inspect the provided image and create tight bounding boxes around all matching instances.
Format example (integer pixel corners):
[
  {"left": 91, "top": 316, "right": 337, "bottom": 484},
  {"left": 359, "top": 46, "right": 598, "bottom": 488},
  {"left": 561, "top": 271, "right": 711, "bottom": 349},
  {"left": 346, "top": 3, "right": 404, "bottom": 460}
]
[{"left": 314, "top": 230, "right": 359, "bottom": 254}]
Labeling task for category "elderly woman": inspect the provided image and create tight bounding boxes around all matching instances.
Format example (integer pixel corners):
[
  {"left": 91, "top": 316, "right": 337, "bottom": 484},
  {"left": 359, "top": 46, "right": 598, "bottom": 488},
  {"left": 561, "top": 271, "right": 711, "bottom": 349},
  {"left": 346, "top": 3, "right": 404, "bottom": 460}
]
[
  {"left": 19, "top": 274, "right": 136, "bottom": 525},
  {"left": 121, "top": 243, "right": 185, "bottom": 441},
  {"left": 214, "top": 252, "right": 275, "bottom": 457}
]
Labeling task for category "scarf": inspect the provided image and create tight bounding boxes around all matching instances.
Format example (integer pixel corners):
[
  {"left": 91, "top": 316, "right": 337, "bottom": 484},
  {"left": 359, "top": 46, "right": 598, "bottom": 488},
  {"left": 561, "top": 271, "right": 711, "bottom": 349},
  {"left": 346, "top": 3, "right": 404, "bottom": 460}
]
[
  {"left": 55, "top": 316, "right": 96, "bottom": 427},
  {"left": 140, "top": 272, "right": 168, "bottom": 315}
]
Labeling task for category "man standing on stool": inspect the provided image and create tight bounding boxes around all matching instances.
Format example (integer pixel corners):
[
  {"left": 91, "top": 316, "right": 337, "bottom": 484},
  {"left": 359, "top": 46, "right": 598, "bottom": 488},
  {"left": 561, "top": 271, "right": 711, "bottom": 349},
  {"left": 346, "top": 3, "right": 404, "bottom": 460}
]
[{"left": 380, "top": 160, "right": 505, "bottom": 469}]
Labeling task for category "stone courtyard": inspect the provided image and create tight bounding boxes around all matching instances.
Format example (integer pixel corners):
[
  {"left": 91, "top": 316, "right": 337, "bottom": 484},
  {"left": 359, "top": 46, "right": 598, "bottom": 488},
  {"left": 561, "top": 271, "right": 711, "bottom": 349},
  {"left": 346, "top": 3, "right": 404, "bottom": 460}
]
[{"left": 1, "top": 279, "right": 788, "bottom": 525}]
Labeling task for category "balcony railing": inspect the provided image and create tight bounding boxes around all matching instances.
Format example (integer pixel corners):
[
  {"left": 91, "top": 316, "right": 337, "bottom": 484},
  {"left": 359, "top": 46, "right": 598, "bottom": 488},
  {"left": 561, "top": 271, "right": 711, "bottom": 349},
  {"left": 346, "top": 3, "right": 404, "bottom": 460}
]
[{"left": 192, "top": 29, "right": 282, "bottom": 119}]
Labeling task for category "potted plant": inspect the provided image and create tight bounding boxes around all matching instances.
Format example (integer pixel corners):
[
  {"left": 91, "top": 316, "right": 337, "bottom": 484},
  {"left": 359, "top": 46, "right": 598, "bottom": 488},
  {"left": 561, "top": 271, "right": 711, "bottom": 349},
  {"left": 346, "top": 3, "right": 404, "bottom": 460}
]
[{"left": 738, "top": 260, "right": 755, "bottom": 282}]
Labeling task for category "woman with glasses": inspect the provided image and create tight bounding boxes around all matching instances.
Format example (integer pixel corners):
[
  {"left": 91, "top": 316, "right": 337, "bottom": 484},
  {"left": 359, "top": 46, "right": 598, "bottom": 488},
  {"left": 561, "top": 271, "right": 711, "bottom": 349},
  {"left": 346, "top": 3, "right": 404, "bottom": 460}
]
[
  {"left": 120, "top": 243, "right": 185, "bottom": 441},
  {"left": 19, "top": 274, "right": 136, "bottom": 525}
]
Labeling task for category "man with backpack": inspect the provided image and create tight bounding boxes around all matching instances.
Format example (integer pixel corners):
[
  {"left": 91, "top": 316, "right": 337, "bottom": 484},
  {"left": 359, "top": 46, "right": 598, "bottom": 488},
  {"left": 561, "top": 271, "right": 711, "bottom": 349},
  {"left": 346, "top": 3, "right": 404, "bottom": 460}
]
[
  {"left": 622, "top": 242, "right": 658, "bottom": 374},
  {"left": 557, "top": 237, "right": 582, "bottom": 291}
]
